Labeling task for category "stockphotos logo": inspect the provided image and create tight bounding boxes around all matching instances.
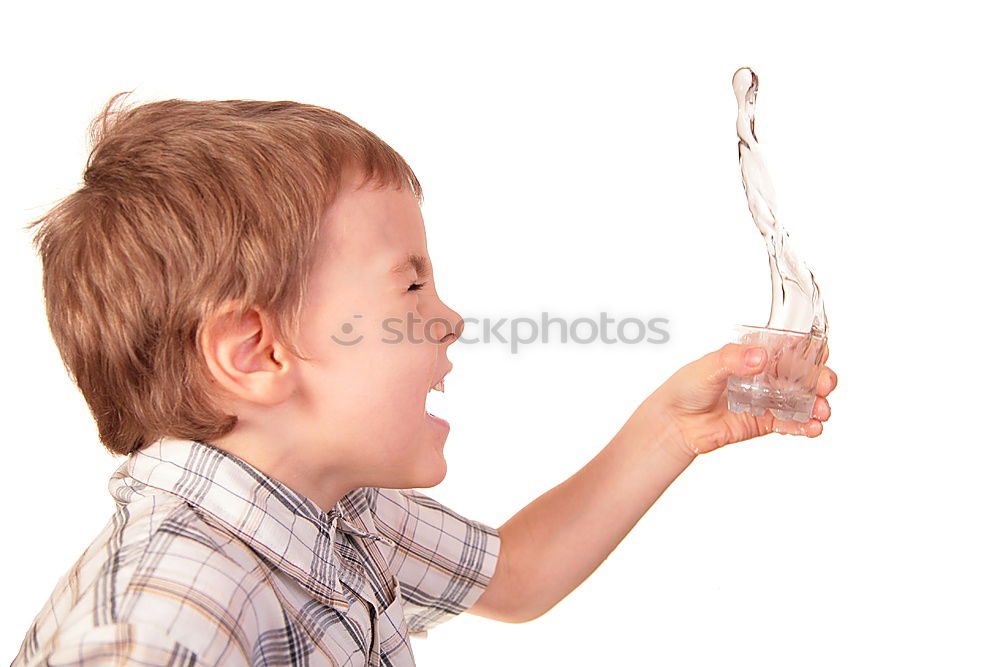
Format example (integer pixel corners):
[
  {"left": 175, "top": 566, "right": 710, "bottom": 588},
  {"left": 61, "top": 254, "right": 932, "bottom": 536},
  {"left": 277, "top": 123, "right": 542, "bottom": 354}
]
[{"left": 330, "top": 312, "right": 670, "bottom": 354}]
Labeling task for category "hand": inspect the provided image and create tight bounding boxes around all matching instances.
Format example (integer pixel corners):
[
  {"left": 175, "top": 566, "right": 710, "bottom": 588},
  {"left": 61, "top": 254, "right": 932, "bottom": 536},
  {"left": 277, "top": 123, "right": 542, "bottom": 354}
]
[{"left": 649, "top": 342, "right": 838, "bottom": 458}]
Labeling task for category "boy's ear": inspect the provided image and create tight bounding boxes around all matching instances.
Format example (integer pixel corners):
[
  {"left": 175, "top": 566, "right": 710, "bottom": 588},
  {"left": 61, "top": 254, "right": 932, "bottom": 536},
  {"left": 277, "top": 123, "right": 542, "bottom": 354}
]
[{"left": 199, "top": 304, "right": 295, "bottom": 407}]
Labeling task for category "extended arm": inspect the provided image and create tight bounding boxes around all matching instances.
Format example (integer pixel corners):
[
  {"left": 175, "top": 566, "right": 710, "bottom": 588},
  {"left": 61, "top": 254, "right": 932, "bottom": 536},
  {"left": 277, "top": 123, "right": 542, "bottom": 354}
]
[{"left": 467, "top": 343, "right": 836, "bottom": 624}]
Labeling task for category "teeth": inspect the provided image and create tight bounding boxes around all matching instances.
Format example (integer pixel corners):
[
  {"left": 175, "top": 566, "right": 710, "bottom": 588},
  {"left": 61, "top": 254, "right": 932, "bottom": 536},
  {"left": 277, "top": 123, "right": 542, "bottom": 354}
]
[{"left": 432, "top": 380, "right": 445, "bottom": 393}]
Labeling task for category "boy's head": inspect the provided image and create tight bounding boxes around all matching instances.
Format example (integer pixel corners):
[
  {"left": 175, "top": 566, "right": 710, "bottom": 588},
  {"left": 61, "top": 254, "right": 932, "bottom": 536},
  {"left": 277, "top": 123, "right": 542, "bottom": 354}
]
[{"left": 30, "top": 95, "right": 463, "bottom": 507}]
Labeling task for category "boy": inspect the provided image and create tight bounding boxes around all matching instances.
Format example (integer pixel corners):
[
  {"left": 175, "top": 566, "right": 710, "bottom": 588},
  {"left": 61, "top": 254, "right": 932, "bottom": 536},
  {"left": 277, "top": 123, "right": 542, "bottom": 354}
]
[{"left": 13, "top": 95, "right": 836, "bottom": 666}]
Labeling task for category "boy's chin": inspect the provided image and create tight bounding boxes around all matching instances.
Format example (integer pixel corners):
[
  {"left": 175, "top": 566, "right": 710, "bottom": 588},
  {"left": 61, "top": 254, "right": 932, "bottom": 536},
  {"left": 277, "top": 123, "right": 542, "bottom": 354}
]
[
  {"left": 422, "top": 458, "right": 448, "bottom": 488},
  {"left": 405, "top": 449, "right": 448, "bottom": 489},
  {"left": 379, "top": 427, "right": 448, "bottom": 490}
]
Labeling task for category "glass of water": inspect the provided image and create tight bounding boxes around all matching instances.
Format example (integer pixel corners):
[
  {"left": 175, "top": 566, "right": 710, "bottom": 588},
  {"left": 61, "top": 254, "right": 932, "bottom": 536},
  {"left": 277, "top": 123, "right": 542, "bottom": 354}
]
[{"left": 726, "top": 325, "right": 829, "bottom": 423}]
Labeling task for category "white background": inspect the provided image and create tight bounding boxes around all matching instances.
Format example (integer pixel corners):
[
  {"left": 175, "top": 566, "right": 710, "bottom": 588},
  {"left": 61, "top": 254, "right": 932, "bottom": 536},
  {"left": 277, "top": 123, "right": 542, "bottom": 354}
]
[{"left": 2, "top": 1, "right": 997, "bottom": 665}]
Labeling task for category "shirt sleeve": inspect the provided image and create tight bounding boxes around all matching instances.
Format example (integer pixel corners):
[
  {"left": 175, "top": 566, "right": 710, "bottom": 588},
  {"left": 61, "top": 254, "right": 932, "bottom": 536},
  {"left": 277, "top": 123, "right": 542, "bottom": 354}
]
[
  {"left": 18, "top": 623, "right": 203, "bottom": 667},
  {"left": 369, "top": 488, "right": 501, "bottom": 636}
]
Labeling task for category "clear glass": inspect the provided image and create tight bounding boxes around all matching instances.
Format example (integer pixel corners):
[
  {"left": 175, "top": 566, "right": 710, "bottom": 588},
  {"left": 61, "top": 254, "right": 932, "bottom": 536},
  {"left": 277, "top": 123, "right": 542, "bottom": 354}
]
[{"left": 726, "top": 325, "right": 828, "bottom": 423}]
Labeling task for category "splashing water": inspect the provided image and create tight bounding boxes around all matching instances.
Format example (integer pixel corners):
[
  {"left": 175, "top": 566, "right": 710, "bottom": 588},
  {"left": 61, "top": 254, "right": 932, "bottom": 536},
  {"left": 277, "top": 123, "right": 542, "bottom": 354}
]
[
  {"left": 733, "top": 67, "right": 828, "bottom": 338},
  {"left": 725, "top": 68, "right": 829, "bottom": 422}
]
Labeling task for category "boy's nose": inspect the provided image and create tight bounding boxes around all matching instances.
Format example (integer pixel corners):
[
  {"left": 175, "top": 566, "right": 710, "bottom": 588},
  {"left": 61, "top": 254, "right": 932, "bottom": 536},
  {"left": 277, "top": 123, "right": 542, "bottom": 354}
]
[
  {"left": 426, "top": 293, "right": 464, "bottom": 345},
  {"left": 432, "top": 315, "right": 463, "bottom": 345},
  {"left": 445, "top": 317, "right": 464, "bottom": 344},
  {"left": 425, "top": 297, "right": 462, "bottom": 343}
]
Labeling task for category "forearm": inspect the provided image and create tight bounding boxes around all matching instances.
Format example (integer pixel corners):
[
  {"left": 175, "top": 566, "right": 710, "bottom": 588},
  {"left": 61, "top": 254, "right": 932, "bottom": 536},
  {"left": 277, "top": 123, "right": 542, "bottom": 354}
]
[{"left": 500, "top": 399, "right": 695, "bottom": 622}]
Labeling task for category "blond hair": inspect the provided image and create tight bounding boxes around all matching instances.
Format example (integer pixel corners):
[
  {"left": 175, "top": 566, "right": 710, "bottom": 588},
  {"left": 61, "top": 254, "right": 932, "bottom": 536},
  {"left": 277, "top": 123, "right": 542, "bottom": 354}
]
[{"left": 27, "top": 94, "right": 421, "bottom": 456}]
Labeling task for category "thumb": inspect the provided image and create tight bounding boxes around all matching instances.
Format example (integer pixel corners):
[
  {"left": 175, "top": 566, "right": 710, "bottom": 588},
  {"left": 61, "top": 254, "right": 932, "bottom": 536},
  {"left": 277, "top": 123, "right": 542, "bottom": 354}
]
[{"left": 704, "top": 343, "right": 767, "bottom": 387}]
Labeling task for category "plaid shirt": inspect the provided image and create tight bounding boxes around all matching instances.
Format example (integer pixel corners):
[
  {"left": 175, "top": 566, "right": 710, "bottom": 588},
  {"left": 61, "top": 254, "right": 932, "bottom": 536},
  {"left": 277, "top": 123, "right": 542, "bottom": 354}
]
[{"left": 13, "top": 437, "right": 500, "bottom": 666}]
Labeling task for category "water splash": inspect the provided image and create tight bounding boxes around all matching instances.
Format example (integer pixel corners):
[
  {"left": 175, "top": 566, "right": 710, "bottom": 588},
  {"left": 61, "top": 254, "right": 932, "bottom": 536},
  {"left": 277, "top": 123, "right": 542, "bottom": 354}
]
[{"left": 733, "top": 67, "right": 828, "bottom": 338}]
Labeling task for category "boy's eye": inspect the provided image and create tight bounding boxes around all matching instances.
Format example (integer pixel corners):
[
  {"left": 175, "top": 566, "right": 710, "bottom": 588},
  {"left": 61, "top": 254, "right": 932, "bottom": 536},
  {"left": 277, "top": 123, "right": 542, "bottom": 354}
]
[{"left": 408, "top": 281, "right": 427, "bottom": 292}]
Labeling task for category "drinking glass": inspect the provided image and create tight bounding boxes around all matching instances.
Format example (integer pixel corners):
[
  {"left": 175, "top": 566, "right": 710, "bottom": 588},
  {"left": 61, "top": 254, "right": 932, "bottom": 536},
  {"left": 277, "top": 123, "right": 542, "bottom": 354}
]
[{"left": 726, "top": 325, "right": 828, "bottom": 423}]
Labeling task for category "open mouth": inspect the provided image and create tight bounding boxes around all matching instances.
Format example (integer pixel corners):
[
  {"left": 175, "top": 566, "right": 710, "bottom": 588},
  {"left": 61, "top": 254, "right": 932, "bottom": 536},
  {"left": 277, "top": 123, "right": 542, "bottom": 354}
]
[{"left": 425, "top": 365, "right": 451, "bottom": 428}]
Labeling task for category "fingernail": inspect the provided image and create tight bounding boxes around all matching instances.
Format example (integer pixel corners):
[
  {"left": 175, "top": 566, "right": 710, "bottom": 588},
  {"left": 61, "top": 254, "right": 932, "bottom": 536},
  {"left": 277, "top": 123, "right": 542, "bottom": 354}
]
[{"left": 745, "top": 347, "right": 764, "bottom": 366}]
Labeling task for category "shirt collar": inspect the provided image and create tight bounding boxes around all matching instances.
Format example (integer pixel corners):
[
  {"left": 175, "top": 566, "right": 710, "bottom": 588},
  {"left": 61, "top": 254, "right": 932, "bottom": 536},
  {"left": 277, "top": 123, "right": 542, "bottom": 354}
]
[{"left": 108, "top": 436, "right": 395, "bottom": 608}]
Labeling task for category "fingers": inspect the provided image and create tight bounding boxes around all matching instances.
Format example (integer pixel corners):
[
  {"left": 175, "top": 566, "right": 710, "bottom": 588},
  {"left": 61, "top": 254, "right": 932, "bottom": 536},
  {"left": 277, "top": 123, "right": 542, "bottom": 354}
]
[
  {"left": 709, "top": 343, "right": 768, "bottom": 386},
  {"left": 818, "top": 367, "right": 838, "bottom": 396},
  {"left": 817, "top": 343, "right": 836, "bottom": 396},
  {"left": 772, "top": 395, "right": 829, "bottom": 437},
  {"left": 728, "top": 342, "right": 766, "bottom": 373},
  {"left": 774, "top": 418, "right": 823, "bottom": 437}
]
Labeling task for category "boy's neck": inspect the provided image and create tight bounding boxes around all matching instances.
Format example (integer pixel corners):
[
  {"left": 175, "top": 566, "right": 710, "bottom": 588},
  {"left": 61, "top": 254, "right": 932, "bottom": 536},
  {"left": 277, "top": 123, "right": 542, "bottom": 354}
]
[{"left": 210, "top": 425, "right": 358, "bottom": 514}]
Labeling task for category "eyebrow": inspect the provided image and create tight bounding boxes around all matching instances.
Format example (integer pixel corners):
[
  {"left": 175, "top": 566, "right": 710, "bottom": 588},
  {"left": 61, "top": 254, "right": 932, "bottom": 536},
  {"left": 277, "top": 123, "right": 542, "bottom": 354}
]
[{"left": 389, "top": 254, "right": 429, "bottom": 277}]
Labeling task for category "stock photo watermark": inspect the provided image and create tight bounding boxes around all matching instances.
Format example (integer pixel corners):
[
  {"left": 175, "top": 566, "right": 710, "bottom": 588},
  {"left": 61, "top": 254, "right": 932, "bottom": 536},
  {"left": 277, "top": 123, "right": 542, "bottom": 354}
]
[{"left": 330, "top": 312, "right": 671, "bottom": 354}]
